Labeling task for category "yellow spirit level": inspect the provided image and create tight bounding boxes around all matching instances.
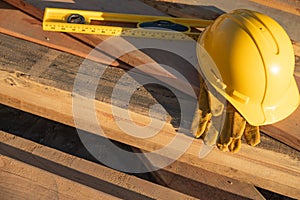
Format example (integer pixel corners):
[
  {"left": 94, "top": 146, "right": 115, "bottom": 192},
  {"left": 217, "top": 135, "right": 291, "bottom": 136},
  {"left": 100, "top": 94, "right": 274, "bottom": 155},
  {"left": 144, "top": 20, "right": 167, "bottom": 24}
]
[{"left": 43, "top": 8, "right": 214, "bottom": 40}]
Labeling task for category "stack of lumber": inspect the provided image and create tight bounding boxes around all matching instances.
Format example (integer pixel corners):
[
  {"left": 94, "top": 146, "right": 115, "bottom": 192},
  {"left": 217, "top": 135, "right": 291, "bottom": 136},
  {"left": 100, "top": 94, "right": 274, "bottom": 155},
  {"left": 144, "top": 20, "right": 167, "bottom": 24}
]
[{"left": 0, "top": 0, "right": 299, "bottom": 199}]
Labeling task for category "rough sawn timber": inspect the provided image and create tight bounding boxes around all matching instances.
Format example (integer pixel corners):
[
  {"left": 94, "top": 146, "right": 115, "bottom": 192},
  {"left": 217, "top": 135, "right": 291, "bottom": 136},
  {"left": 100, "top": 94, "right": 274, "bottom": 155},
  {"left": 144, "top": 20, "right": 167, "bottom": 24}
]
[
  {"left": 0, "top": 130, "right": 196, "bottom": 200},
  {"left": 0, "top": 34, "right": 299, "bottom": 198},
  {"left": 133, "top": 148, "right": 265, "bottom": 199},
  {"left": 0, "top": 104, "right": 265, "bottom": 200},
  {"left": 2, "top": 0, "right": 182, "bottom": 83},
  {"left": 139, "top": 0, "right": 300, "bottom": 41},
  {"left": 4, "top": 0, "right": 300, "bottom": 151},
  {"left": 0, "top": 1, "right": 118, "bottom": 66}
]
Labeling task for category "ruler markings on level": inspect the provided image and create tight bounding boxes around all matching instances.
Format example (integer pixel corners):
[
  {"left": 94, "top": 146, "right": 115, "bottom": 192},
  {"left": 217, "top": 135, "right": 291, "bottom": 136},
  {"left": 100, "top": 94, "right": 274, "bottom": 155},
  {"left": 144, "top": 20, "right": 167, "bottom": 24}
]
[{"left": 43, "top": 8, "right": 213, "bottom": 40}]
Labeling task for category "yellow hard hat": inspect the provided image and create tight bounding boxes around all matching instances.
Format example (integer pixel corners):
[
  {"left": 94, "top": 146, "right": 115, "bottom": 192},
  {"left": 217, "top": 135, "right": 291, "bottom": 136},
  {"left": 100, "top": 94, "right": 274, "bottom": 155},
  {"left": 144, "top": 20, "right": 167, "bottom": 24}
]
[{"left": 197, "top": 9, "right": 299, "bottom": 126}]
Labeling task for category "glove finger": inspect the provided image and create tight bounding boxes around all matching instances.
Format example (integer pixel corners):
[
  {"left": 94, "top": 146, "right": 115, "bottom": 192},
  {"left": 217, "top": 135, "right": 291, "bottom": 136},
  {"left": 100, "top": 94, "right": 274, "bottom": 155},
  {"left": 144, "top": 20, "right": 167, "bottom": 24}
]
[
  {"left": 226, "top": 106, "right": 246, "bottom": 153},
  {"left": 192, "top": 111, "right": 212, "bottom": 138},
  {"left": 232, "top": 110, "right": 246, "bottom": 139},
  {"left": 217, "top": 110, "right": 232, "bottom": 152},
  {"left": 207, "top": 90, "right": 224, "bottom": 117},
  {"left": 228, "top": 138, "right": 242, "bottom": 153},
  {"left": 244, "top": 123, "right": 260, "bottom": 146},
  {"left": 198, "top": 83, "right": 210, "bottom": 114},
  {"left": 217, "top": 104, "right": 245, "bottom": 152},
  {"left": 217, "top": 141, "right": 230, "bottom": 152},
  {"left": 191, "top": 83, "right": 212, "bottom": 138},
  {"left": 202, "top": 121, "right": 219, "bottom": 146}
]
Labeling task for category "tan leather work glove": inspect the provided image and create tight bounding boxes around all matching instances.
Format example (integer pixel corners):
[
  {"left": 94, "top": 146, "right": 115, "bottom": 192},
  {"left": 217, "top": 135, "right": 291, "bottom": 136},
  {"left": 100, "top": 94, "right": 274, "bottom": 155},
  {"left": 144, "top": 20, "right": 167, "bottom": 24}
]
[
  {"left": 191, "top": 80, "right": 260, "bottom": 153},
  {"left": 217, "top": 103, "right": 261, "bottom": 153}
]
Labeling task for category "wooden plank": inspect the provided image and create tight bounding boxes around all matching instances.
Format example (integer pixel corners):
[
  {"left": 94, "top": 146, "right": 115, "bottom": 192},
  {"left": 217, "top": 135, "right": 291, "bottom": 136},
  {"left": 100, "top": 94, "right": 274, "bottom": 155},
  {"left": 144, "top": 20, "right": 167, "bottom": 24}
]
[
  {"left": 145, "top": 0, "right": 300, "bottom": 18},
  {"left": 141, "top": 0, "right": 300, "bottom": 41},
  {"left": 154, "top": 162, "right": 266, "bottom": 200},
  {"left": 9, "top": 0, "right": 300, "bottom": 149},
  {"left": 250, "top": 0, "right": 300, "bottom": 16},
  {"left": 3, "top": 0, "right": 163, "bottom": 19},
  {"left": 0, "top": 0, "right": 298, "bottom": 197},
  {"left": 292, "top": 41, "right": 300, "bottom": 78},
  {"left": 0, "top": 35, "right": 299, "bottom": 198},
  {"left": 1, "top": 0, "right": 163, "bottom": 69},
  {"left": 139, "top": 0, "right": 222, "bottom": 19},
  {"left": 0, "top": 159, "right": 119, "bottom": 200},
  {"left": 0, "top": 104, "right": 263, "bottom": 200},
  {"left": 0, "top": 130, "right": 196, "bottom": 200},
  {"left": 133, "top": 149, "right": 265, "bottom": 200},
  {"left": 0, "top": 64, "right": 299, "bottom": 198},
  {"left": 2, "top": 0, "right": 201, "bottom": 99},
  {"left": 4, "top": 0, "right": 300, "bottom": 151},
  {"left": 0, "top": 1, "right": 117, "bottom": 66},
  {"left": 25, "top": 0, "right": 165, "bottom": 15}
]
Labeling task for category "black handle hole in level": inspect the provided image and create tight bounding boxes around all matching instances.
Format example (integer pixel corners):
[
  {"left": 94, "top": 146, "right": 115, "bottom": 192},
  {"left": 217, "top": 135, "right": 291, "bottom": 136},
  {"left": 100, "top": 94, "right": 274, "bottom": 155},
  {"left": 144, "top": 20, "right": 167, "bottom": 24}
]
[
  {"left": 139, "top": 20, "right": 189, "bottom": 32},
  {"left": 67, "top": 14, "right": 85, "bottom": 24}
]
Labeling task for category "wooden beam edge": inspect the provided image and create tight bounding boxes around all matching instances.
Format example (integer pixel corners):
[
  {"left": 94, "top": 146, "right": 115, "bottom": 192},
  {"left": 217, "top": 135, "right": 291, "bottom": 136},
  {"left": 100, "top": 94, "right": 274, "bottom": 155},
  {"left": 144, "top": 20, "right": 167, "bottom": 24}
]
[
  {"left": 0, "top": 130, "right": 196, "bottom": 199},
  {"left": 0, "top": 69, "right": 299, "bottom": 198},
  {"left": 4, "top": 0, "right": 300, "bottom": 150}
]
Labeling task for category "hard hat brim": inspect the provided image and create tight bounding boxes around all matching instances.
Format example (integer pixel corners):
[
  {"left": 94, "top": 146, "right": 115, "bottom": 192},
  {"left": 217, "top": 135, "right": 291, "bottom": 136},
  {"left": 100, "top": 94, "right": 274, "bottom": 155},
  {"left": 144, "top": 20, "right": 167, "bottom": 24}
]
[
  {"left": 226, "top": 77, "right": 300, "bottom": 126},
  {"left": 262, "top": 77, "right": 300, "bottom": 125}
]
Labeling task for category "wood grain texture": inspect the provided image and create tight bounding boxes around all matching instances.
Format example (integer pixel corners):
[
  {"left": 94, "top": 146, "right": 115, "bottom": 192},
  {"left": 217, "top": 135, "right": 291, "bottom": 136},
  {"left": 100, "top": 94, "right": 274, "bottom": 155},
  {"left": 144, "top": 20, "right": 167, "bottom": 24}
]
[
  {"left": 2, "top": 0, "right": 164, "bottom": 68},
  {"left": 0, "top": 69, "right": 299, "bottom": 198},
  {"left": 1, "top": 1, "right": 300, "bottom": 197},
  {"left": 2, "top": 0, "right": 201, "bottom": 98},
  {"left": 250, "top": 0, "right": 300, "bottom": 16},
  {"left": 0, "top": 1, "right": 118, "bottom": 66},
  {"left": 0, "top": 160, "right": 118, "bottom": 200},
  {"left": 0, "top": 131, "right": 196, "bottom": 200},
  {"left": 4, "top": 0, "right": 300, "bottom": 150},
  {"left": 133, "top": 148, "right": 266, "bottom": 200},
  {"left": 293, "top": 41, "right": 300, "bottom": 78},
  {"left": 139, "top": 0, "right": 222, "bottom": 19},
  {"left": 0, "top": 104, "right": 264, "bottom": 200},
  {"left": 0, "top": 34, "right": 299, "bottom": 198},
  {"left": 143, "top": 0, "right": 300, "bottom": 41}
]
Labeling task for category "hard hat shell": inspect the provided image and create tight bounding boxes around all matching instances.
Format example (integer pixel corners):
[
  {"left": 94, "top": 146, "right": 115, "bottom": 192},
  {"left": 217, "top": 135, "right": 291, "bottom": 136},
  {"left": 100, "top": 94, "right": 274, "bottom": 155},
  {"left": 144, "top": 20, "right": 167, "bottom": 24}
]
[{"left": 197, "top": 9, "right": 299, "bottom": 126}]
